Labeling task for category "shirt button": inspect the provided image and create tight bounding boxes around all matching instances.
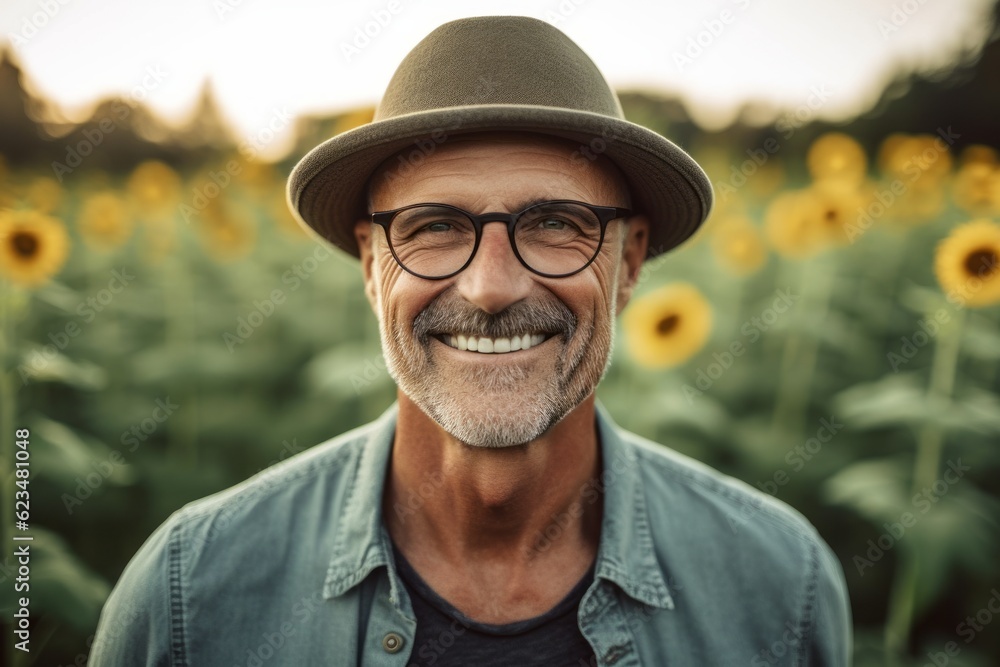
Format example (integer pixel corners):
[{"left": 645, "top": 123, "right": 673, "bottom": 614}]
[{"left": 382, "top": 632, "right": 404, "bottom": 653}]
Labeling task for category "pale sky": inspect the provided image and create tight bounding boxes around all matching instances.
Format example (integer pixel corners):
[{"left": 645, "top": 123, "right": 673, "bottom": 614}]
[{"left": 1, "top": 0, "right": 994, "bottom": 159}]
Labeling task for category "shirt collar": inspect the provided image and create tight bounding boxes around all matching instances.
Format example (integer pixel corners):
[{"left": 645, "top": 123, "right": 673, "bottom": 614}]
[{"left": 322, "top": 400, "right": 675, "bottom": 611}]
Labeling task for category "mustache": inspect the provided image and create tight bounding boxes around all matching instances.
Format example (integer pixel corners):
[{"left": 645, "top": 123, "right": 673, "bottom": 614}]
[{"left": 413, "top": 291, "right": 577, "bottom": 343}]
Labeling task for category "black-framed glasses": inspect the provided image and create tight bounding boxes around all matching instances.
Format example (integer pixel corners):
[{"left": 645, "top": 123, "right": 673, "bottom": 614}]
[{"left": 370, "top": 200, "right": 631, "bottom": 280}]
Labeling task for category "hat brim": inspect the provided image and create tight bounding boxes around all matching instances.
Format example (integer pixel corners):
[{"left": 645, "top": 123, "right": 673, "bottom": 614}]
[{"left": 287, "top": 105, "right": 713, "bottom": 261}]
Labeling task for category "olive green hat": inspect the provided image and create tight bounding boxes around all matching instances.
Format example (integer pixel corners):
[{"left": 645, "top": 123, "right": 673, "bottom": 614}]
[{"left": 287, "top": 15, "right": 713, "bottom": 260}]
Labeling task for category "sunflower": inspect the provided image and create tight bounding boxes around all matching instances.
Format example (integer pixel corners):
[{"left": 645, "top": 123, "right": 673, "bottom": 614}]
[
  {"left": 934, "top": 220, "right": 1000, "bottom": 308},
  {"left": 887, "top": 186, "right": 946, "bottom": 227},
  {"left": 236, "top": 159, "right": 277, "bottom": 194},
  {"left": 878, "top": 134, "right": 952, "bottom": 186},
  {"left": 807, "top": 180, "right": 868, "bottom": 246},
  {"left": 127, "top": 160, "right": 182, "bottom": 214},
  {"left": 25, "top": 177, "right": 65, "bottom": 214},
  {"left": 807, "top": 133, "right": 867, "bottom": 185},
  {"left": 78, "top": 191, "right": 133, "bottom": 250},
  {"left": 623, "top": 283, "right": 713, "bottom": 369},
  {"left": 959, "top": 144, "right": 997, "bottom": 167},
  {"left": 951, "top": 162, "right": 999, "bottom": 216},
  {"left": 0, "top": 209, "right": 70, "bottom": 287},
  {"left": 764, "top": 190, "right": 825, "bottom": 259},
  {"left": 196, "top": 199, "right": 257, "bottom": 262},
  {"left": 746, "top": 159, "right": 786, "bottom": 199},
  {"left": 711, "top": 215, "right": 767, "bottom": 276}
]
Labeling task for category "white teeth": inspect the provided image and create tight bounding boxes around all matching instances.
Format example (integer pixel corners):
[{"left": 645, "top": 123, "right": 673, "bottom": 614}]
[{"left": 440, "top": 333, "right": 548, "bottom": 354}]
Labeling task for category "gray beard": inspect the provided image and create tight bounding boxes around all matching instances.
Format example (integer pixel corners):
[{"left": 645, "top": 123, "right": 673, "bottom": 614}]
[{"left": 379, "top": 305, "right": 614, "bottom": 449}]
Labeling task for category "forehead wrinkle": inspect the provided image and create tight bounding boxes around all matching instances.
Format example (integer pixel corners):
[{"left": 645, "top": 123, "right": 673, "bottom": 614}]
[{"left": 368, "top": 137, "right": 631, "bottom": 211}]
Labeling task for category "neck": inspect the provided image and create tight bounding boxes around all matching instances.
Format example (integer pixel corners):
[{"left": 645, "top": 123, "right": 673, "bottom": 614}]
[{"left": 383, "top": 391, "right": 603, "bottom": 570}]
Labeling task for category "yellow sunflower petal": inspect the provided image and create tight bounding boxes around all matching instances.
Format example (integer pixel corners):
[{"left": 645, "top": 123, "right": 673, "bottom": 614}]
[
  {"left": 764, "top": 190, "right": 825, "bottom": 259},
  {"left": 0, "top": 209, "right": 71, "bottom": 287},
  {"left": 711, "top": 215, "right": 767, "bottom": 276},
  {"left": 127, "top": 160, "right": 182, "bottom": 214},
  {"left": 78, "top": 191, "right": 133, "bottom": 250},
  {"left": 807, "top": 180, "right": 868, "bottom": 246},
  {"left": 878, "top": 134, "right": 952, "bottom": 184},
  {"left": 25, "top": 177, "right": 64, "bottom": 214},
  {"left": 807, "top": 132, "right": 867, "bottom": 185},
  {"left": 196, "top": 200, "right": 257, "bottom": 262},
  {"left": 952, "top": 163, "right": 999, "bottom": 216},
  {"left": 934, "top": 219, "right": 1000, "bottom": 308},
  {"left": 623, "top": 283, "right": 713, "bottom": 369}
]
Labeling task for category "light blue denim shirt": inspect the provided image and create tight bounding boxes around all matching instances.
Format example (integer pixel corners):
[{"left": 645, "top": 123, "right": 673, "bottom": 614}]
[{"left": 90, "top": 400, "right": 851, "bottom": 666}]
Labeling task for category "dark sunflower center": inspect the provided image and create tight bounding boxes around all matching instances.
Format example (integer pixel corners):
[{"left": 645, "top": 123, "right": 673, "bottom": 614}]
[
  {"left": 823, "top": 208, "right": 838, "bottom": 224},
  {"left": 11, "top": 231, "right": 39, "bottom": 258},
  {"left": 964, "top": 247, "right": 998, "bottom": 278},
  {"left": 656, "top": 314, "right": 680, "bottom": 335}
]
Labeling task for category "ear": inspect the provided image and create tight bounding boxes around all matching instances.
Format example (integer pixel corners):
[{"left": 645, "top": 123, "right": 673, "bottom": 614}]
[
  {"left": 615, "top": 214, "right": 649, "bottom": 316},
  {"left": 354, "top": 219, "right": 378, "bottom": 313}
]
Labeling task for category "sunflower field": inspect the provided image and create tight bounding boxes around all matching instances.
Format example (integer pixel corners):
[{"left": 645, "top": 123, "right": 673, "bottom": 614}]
[{"left": 2, "top": 65, "right": 1000, "bottom": 667}]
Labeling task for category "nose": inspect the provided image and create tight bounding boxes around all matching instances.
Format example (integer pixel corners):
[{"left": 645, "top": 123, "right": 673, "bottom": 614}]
[{"left": 454, "top": 221, "right": 534, "bottom": 314}]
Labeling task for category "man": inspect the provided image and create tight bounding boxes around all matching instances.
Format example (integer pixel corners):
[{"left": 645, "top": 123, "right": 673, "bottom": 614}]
[{"left": 91, "top": 15, "right": 851, "bottom": 666}]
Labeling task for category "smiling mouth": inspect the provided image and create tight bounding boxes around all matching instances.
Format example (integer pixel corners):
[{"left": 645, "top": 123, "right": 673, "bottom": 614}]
[{"left": 432, "top": 332, "right": 556, "bottom": 354}]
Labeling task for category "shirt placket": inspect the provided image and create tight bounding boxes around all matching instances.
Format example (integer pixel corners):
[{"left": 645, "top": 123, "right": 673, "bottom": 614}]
[{"left": 578, "top": 581, "right": 642, "bottom": 667}]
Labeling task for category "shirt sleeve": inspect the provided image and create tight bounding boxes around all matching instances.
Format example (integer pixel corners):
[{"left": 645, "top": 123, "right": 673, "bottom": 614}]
[
  {"left": 808, "top": 539, "right": 853, "bottom": 666},
  {"left": 88, "top": 512, "right": 183, "bottom": 667}
]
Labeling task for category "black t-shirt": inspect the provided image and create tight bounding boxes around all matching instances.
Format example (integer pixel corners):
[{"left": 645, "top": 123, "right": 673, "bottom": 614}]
[{"left": 391, "top": 541, "right": 597, "bottom": 666}]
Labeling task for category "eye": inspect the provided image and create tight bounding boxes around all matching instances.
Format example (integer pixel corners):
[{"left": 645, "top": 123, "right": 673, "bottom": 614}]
[
  {"left": 425, "top": 222, "right": 452, "bottom": 232},
  {"left": 538, "top": 217, "right": 569, "bottom": 230}
]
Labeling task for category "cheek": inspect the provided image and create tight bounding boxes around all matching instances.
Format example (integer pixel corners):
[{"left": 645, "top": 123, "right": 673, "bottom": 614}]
[{"left": 374, "top": 255, "right": 439, "bottom": 328}]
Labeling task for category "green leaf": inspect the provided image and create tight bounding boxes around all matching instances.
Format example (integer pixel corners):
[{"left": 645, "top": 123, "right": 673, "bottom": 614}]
[
  {"left": 0, "top": 528, "right": 109, "bottom": 633},
  {"left": 823, "top": 457, "right": 910, "bottom": 523},
  {"left": 14, "top": 346, "right": 107, "bottom": 390}
]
